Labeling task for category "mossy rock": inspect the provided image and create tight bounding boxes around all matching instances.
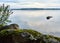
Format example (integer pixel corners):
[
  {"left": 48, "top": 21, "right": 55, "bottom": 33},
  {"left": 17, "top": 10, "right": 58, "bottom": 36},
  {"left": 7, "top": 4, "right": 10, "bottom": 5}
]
[
  {"left": 0, "top": 29, "right": 60, "bottom": 43},
  {"left": 0, "top": 29, "right": 42, "bottom": 43},
  {"left": 0, "top": 29, "right": 41, "bottom": 37}
]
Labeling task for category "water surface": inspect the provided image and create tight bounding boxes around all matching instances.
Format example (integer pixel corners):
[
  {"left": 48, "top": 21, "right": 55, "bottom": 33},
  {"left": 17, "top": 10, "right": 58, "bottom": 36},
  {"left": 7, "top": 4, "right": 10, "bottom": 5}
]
[{"left": 9, "top": 10, "right": 60, "bottom": 37}]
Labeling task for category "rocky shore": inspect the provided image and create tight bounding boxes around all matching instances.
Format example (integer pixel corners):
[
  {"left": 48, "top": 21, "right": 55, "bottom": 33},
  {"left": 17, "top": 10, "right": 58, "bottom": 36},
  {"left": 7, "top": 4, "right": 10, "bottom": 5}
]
[{"left": 0, "top": 29, "right": 60, "bottom": 43}]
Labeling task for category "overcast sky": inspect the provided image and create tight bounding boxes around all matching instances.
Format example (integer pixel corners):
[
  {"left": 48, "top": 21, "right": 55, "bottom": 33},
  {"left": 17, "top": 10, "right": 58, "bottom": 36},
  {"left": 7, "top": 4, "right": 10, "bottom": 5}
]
[
  {"left": 0, "top": 0, "right": 60, "bottom": 3},
  {"left": 0, "top": 0, "right": 60, "bottom": 8}
]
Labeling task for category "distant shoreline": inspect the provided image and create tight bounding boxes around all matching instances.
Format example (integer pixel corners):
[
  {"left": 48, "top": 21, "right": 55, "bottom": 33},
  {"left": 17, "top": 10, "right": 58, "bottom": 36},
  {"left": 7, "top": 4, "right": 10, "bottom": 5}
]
[{"left": 11, "top": 8, "right": 60, "bottom": 10}]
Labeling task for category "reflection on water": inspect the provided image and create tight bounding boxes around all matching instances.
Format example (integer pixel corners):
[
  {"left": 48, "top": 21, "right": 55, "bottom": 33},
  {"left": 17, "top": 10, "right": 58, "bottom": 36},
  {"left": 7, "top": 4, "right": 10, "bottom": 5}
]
[{"left": 9, "top": 10, "right": 60, "bottom": 37}]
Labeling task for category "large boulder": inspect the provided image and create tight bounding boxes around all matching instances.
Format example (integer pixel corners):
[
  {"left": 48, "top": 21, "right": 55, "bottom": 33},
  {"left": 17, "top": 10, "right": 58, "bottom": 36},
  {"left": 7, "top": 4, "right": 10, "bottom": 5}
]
[{"left": 0, "top": 29, "right": 60, "bottom": 43}]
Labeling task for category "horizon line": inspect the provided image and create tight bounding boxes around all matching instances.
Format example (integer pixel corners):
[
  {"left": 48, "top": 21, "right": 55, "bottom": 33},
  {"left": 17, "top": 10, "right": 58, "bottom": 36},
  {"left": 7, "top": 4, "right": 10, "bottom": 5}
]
[{"left": 11, "top": 8, "right": 60, "bottom": 10}]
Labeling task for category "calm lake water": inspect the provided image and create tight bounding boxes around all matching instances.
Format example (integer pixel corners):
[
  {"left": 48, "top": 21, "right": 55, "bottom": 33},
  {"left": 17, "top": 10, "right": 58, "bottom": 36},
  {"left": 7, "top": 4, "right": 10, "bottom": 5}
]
[{"left": 9, "top": 10, "right": 60, "bottom": 37}]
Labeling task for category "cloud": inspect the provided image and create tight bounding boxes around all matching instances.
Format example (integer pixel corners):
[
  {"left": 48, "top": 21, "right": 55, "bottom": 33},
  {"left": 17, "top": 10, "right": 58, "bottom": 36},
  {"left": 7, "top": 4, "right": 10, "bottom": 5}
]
[
  {"left": 0, "top": 0, "right": 60, "bottom": 4},
  {"left": 6, "top": 2, "right": 60, "bottom": 8},
  {"left": 0, "top": 1, "right": 60, "bottom": 8}
]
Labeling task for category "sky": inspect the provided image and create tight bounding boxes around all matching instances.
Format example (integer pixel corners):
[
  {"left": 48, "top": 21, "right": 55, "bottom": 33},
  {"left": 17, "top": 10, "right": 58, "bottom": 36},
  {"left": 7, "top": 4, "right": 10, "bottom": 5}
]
[{"left": 0, "top": 0, "right": 60, "bottom": 8}]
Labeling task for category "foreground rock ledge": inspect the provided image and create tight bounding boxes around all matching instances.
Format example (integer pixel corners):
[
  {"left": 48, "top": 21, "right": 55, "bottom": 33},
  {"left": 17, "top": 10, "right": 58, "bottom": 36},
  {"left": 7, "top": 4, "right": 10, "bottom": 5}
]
[{"left": 0, "top": 29, "right": 60, "bottom": 43}]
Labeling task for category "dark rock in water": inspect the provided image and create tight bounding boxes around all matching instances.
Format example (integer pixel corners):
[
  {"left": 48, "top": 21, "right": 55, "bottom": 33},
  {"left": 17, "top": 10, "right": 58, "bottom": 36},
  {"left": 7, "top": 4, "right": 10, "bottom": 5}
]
[{"left": 46, "top": 16, "right": 52, "bottom": 20}]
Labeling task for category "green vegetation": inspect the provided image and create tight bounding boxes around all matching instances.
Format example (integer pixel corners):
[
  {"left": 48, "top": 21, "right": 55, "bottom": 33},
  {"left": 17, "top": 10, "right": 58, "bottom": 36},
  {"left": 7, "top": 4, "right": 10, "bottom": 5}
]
[
  {"left": 0, "top": 4, "right": 12, "bottom": 26},
  {"left": 0, "top": 29, "right": 41, "bottom": 37}
]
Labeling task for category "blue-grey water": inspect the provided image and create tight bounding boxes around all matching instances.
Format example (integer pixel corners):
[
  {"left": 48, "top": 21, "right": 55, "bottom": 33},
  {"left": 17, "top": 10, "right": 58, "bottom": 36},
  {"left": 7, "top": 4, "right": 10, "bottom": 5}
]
[{"left": 9, "top": 10, "right": 60, "bottom": 37}]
